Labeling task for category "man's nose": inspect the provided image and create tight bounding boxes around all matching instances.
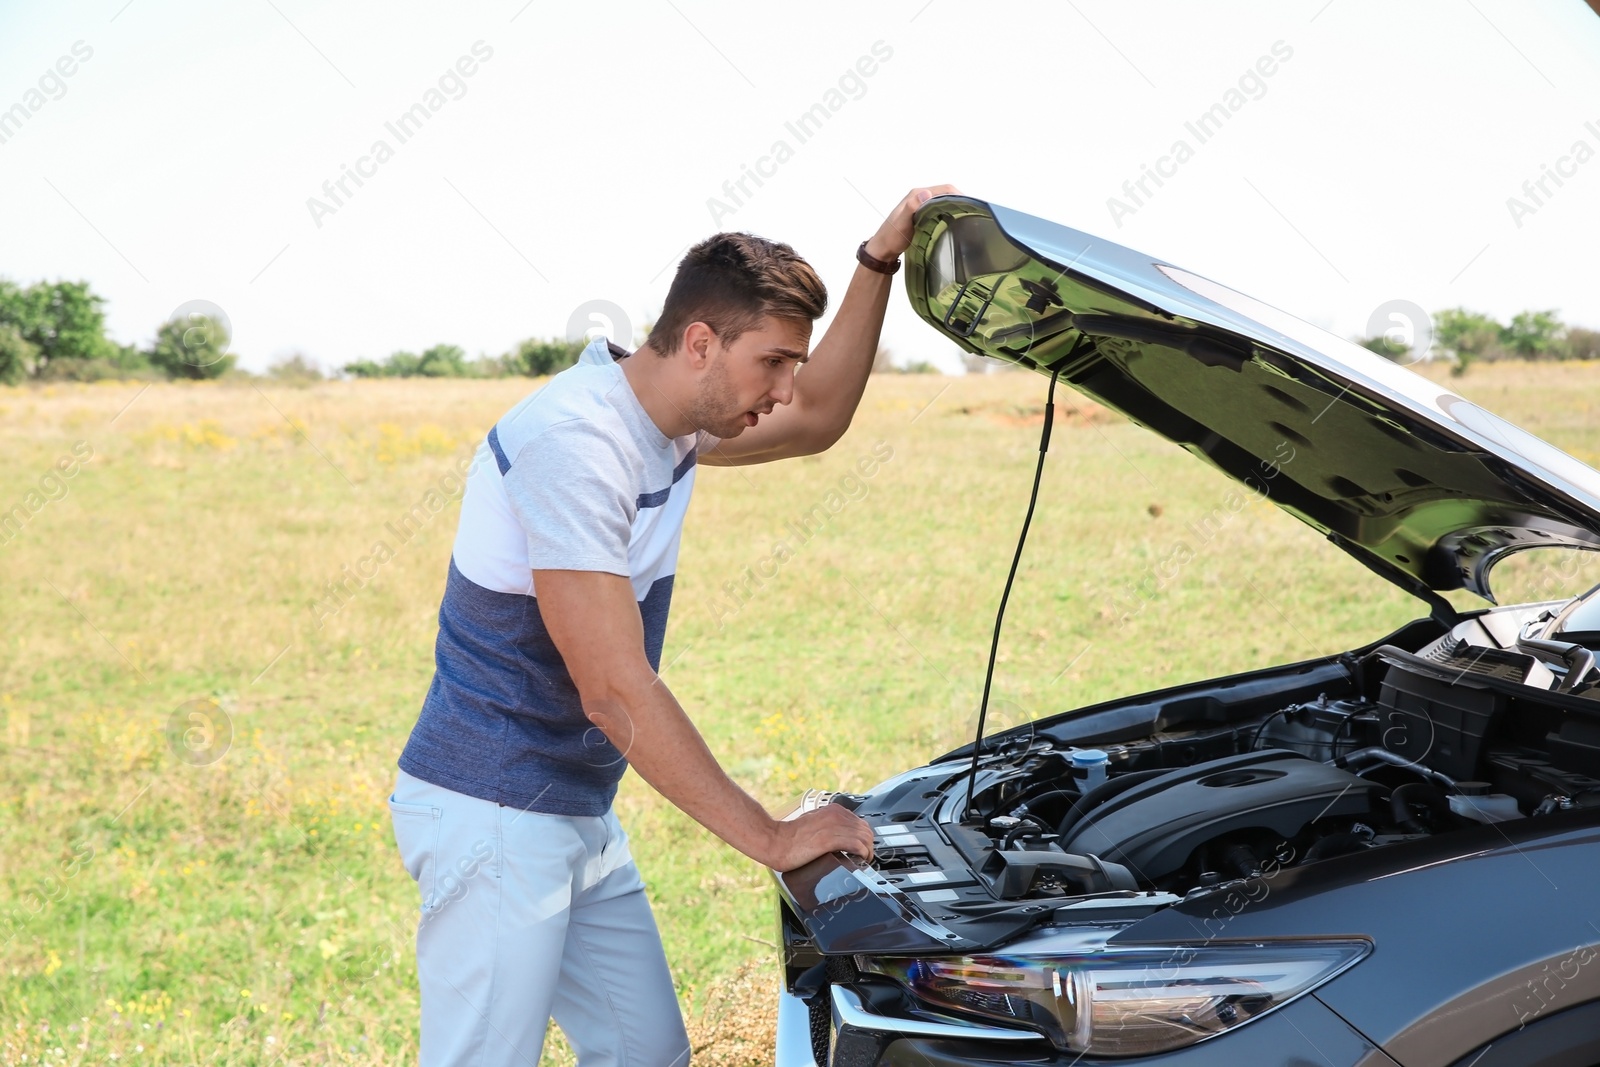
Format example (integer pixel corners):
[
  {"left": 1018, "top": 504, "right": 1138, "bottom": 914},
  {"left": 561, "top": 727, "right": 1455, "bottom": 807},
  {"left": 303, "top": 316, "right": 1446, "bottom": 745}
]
[{"left": 771, "top": 371, "right": 795, "bottom": 406}]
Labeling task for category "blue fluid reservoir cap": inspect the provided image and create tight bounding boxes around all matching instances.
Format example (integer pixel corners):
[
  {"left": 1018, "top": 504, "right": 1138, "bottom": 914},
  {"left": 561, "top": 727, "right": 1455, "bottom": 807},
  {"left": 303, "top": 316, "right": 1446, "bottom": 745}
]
[{"left": 1070, "top": 748, "right": 1108, "bottom": 768}]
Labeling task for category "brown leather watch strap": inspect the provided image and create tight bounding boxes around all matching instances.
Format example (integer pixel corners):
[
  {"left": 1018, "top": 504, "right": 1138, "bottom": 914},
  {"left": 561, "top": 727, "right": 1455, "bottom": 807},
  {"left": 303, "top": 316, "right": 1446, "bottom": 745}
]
[{"left": 856, "top": 240, "right": 901, "bottom": 275}]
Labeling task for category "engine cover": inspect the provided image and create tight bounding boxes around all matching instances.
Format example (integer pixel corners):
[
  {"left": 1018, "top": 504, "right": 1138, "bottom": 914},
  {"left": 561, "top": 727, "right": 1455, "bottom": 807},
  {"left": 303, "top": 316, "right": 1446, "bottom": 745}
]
[{"left": 1058, "top": 750, "right": 1377, "bottom": 883}]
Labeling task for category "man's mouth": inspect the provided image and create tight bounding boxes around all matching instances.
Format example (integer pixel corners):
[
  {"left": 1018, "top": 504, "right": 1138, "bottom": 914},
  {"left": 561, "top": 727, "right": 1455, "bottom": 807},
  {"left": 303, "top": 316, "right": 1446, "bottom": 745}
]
[{"left": 744, "top": 409, "right": 769, "bottom": 427}]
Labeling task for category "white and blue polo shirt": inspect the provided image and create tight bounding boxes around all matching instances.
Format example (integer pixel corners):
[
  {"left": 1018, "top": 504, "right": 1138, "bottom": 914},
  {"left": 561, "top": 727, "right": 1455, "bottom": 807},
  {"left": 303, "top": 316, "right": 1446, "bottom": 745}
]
[{"left": 398, "top": 338, "right": 712, "bottom": 816}]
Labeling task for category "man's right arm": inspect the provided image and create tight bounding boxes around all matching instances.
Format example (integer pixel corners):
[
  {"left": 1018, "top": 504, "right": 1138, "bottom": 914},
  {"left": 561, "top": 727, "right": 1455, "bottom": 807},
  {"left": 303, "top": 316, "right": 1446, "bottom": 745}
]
[{"left": 533, "top": 567, "right": 874, "bottom": 870}]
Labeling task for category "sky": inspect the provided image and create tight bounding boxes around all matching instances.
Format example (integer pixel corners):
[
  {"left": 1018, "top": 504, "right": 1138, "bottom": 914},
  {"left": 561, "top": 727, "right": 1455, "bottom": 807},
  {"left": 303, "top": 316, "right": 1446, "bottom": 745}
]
[{"left": 2, "top": 0, "right": 1598, "bottom": 374}]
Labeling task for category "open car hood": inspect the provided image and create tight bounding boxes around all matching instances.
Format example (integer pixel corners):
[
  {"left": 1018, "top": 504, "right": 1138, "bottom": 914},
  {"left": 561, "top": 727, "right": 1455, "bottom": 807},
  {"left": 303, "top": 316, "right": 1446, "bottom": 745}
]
[{"left": 904, "top": 196, "right": 1600, "bottom": 603}]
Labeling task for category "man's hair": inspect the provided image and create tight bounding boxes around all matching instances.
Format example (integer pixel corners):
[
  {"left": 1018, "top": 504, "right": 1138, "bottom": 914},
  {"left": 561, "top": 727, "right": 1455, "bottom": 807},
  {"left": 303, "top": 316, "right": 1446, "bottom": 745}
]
[{"left": 645, "top": 232, "right": 827, "bottom": 356}]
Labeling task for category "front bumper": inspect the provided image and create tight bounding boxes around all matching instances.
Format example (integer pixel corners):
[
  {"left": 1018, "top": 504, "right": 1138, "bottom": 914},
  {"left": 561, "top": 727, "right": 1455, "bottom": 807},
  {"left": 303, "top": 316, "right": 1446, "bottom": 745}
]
[{"left": 775, "top": 985, "right": 1402, "bottom": 1067}]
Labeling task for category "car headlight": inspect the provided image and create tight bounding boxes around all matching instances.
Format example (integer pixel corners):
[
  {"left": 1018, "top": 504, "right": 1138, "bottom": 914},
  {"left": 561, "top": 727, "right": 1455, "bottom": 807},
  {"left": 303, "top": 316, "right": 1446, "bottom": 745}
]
[{"left": 857, "top": 938, "right": 1370, "bottom": 1055}]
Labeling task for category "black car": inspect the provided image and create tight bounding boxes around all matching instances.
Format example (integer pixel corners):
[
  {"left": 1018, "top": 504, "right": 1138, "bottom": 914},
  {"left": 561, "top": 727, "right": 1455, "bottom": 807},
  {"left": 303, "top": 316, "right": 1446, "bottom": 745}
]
[{"left": 771, "top": 196, "right": 1600, "bottom": 1067}]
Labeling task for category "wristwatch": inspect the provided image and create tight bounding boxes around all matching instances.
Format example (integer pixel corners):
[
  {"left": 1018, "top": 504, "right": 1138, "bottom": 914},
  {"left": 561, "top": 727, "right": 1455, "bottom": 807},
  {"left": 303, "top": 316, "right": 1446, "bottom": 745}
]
[{"left": 856, "top": 240, "right": 901, "bottom": 275}]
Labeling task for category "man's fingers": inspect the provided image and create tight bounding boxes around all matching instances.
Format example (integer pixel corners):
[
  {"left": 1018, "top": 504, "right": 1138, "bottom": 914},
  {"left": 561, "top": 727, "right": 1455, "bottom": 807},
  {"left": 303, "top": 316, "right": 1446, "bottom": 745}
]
[
  {"left": 875, "top": 184, "right": 963, "bottom": 253},
  {"left": 832, "top": 807, "right": 873, "bottom": 861},
  {"left": 770, "top": 809, "right": 871, "bottom": 871},
  {"left": 808, "top": 806, "right": 869, "bottom": 861},
  {"left": 904, "top": 184, "right": 958, "bottom": 212},
  {"left": 853, "top": 811, "right": 874, "bottom": 860},
  {"left": 842, "top": 824, "right": 872, "bottom": 861}
]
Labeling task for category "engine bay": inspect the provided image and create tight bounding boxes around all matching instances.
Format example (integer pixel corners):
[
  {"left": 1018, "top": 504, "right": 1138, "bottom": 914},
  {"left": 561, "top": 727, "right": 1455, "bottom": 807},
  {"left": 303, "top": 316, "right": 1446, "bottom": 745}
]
[{"left": 813, "top": 597, "right": 1600, "bottom": 938}]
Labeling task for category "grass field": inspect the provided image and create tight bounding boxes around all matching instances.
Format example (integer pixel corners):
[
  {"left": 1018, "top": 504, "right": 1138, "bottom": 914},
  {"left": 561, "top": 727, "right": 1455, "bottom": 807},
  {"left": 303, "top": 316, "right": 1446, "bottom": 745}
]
[{"left": 3, "top": 361, "right": 1600, "bottom": 1065}]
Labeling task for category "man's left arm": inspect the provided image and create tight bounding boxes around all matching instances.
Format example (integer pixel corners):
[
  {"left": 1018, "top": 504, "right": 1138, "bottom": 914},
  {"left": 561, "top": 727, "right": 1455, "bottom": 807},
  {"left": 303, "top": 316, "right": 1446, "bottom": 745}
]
[{"left": 702, "top": 184, "right": 958, "bottom": 466}]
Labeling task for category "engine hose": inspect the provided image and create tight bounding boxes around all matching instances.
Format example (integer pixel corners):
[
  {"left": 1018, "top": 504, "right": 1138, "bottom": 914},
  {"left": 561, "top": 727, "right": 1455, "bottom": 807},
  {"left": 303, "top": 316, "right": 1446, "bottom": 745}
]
[
  {"left": 1333, "top": 746, "right": 1455, "bottom": 788},
  {"left": 1000, "top": 817, "right": 1051, "bottom": 850},
  {"left": 1391, "top": 782, "right": 1454, "bottom": 833},
  {"left": 1055, "top": 768, "right": 1170, "bottom": 840},
  {"left": 1010, "top": 788, "right": 1078, "bottom": 820}
]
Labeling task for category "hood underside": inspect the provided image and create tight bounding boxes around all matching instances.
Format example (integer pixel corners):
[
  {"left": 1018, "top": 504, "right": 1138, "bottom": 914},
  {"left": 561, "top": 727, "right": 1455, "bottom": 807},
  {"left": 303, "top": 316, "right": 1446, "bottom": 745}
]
[{"left": 904, "top": 196, "right": 1600, "bottom": 603}]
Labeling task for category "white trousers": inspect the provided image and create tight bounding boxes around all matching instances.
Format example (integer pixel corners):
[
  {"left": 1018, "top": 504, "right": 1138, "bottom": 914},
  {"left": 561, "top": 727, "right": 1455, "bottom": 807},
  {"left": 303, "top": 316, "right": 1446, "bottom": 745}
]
[{"left": 388, "top": 769, "right": 691, "bottom": 1067}]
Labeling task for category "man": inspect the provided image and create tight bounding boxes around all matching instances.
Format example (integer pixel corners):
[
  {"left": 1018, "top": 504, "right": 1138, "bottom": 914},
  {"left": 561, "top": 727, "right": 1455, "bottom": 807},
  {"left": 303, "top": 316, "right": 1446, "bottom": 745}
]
[{"left": 389, "top": 184, "right": 955, "bottom": 1066}]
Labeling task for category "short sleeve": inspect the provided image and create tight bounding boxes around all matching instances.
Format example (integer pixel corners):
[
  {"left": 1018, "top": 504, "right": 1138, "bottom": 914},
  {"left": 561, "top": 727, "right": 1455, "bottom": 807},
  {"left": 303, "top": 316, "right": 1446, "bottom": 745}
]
[{"left": 502, "top": 420, "right": 635, "bottom": 576}]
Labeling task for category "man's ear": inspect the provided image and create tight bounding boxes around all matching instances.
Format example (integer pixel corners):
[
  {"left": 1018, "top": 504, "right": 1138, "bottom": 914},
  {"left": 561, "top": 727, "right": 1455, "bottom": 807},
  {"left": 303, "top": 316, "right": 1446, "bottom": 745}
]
[{"left": 681, "top": 321, "right": 716, "bottom": 369}]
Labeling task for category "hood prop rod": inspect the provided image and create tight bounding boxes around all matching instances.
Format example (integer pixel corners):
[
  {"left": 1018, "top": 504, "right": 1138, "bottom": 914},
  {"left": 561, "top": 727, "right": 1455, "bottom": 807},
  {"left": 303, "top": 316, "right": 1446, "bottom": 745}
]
[{"left": 964, "top": 366, "right": 1062, "bottom": 817}]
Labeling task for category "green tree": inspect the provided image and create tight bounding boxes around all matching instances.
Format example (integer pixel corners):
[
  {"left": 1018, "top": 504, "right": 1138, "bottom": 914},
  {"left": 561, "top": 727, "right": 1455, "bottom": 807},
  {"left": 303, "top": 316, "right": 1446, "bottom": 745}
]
[
  {"left": 0, "top": 278, "right": 117, "bottom": 377},
  {"left": 510, "top": 337, "right": 584, "bottom": 377},
  {"left": 149, "top": 315, "right": 237, "bottom": 379},
  {"left": 0, "top": 322, "right": 37, "bottom": 384},
  {"left": 342, "top": 345, "right": 475, "bottom": 378},
  {"left": 341, "top": 358, "right": 388, "bottom": 378},
  {"left": 1563, "top": 326, "right": 1600, "bottom": 362},
  {"left": 385, "top": 351, "right": 422, "bottom": 376},
  {"left": 23, "top": 281, "right": 113, "bottom": 372},
  {"left": 1434, "top": 308, "right": 1504, "bottom": 376},
  {"left": 1500, "top": 309, "right": 1565, "bottom": 360},
  {"left": 0, "top": 280, "right": 33, "bottom": 348},
  {"left": 417, "top": 343, "right": 468, "bottom": 377}
]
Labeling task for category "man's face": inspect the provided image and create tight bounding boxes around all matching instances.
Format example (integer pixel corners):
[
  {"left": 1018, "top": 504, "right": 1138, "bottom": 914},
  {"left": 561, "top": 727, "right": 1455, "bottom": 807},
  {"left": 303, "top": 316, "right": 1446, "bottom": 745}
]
[{"left": 688, "top": 316, "right": 811, "bottom": 438}]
